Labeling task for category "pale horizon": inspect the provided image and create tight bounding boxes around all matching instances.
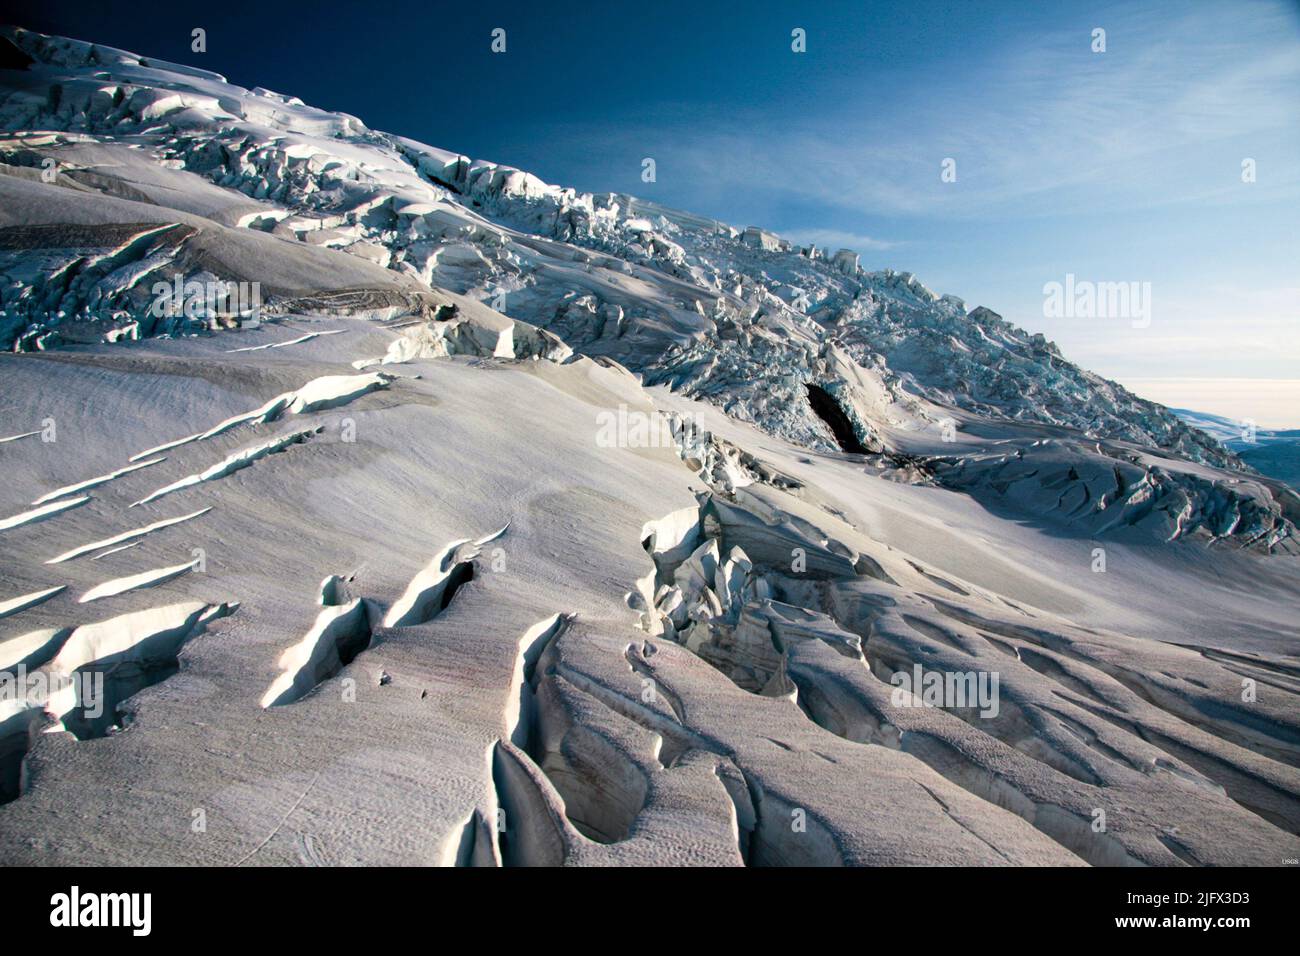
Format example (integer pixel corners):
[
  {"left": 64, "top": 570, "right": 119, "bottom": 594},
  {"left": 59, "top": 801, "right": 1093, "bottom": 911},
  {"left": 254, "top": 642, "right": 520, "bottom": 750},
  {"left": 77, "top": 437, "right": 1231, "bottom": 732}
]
[{"left": 1122, "top": 377, "right": 1300, "bottom": 431}]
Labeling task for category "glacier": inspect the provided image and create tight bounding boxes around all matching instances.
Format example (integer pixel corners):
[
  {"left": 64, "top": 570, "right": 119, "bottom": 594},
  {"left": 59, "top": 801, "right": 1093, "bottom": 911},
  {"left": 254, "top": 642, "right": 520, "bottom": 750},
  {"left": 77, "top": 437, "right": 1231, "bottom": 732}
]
[{"left": 0, "top": 27, "right": 1297, "bottom": 867}]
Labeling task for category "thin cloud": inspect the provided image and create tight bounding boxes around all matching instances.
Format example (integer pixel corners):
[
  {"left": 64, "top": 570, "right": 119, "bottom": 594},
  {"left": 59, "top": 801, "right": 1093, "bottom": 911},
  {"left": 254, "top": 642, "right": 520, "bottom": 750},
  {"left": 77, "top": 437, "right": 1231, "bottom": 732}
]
[
  {"left": 573, "top": 2, "right": 1300, "bottom": 220},
  {"left": 780, "top": 228, "right": 899, "bottom": 253}
]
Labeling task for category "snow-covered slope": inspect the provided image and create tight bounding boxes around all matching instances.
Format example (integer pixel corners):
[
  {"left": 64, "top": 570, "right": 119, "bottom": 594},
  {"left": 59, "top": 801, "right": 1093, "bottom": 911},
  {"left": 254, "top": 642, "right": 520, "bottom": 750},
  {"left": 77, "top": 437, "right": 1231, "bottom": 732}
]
[
  {"left": 3, "top": 26, "right": 1291, "bottom": 552},
  {"left": 1, "top": 29, "right": 1298, "bottom": 867},
  {"left": 0, "top": 28, "right": 1237, "bottom": 467},
  {"left": 1173, "top": 408, "right": 1300, "bottom": 488}
]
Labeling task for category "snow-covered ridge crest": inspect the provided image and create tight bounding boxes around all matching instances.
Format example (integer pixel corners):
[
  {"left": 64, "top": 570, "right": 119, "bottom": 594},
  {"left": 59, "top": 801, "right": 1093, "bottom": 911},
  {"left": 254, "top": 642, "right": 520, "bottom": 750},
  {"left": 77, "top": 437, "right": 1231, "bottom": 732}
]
[{"left": 0, "top": 27, "right": 1262, "bottom": 489}]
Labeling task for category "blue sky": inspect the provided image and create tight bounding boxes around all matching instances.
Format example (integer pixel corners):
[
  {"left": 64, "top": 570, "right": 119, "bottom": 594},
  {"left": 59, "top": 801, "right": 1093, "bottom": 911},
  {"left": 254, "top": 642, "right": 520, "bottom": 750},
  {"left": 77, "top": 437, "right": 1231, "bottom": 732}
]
[{"left": 21, "top": 0, "right": 1300, "bottom": 425}]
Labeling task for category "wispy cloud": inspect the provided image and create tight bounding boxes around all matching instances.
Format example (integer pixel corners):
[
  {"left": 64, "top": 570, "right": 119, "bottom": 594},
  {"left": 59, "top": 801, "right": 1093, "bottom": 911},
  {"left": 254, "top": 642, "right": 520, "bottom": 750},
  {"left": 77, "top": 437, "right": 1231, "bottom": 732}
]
[
  {"left": 779, "top": 228, "right": 898, "bottom": 254},
  {"left": 570, "top": 2, "right": 1300, "bottom": 221},
  {"left": 499, "top": 0, "right": 1298, "bottom": 392}
]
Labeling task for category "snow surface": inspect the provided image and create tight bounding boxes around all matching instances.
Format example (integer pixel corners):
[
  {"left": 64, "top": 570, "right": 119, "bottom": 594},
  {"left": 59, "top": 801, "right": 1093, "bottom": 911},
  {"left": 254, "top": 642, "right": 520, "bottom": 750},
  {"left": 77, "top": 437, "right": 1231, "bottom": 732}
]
[{"left": 0, "top": 28, "right": 1297, "bottom": 866}]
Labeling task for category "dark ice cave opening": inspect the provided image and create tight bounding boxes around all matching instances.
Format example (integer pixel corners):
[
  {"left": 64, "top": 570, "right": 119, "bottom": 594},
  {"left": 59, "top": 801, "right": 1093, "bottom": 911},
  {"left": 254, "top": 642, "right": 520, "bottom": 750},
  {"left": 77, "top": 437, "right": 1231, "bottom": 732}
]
[{"left": 805, "top": 384, "right": 868, "bottom": 454}]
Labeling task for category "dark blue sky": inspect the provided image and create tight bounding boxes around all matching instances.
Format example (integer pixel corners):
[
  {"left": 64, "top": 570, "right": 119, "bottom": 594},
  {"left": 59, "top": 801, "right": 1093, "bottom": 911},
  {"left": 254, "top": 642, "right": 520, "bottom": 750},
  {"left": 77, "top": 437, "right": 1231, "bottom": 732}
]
[
  {"left": 8, "top": 0, "right": 1300, "bottom": 422},
  {"left": 12, "top": 0, "right": 1011, "bottom": 180}
]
